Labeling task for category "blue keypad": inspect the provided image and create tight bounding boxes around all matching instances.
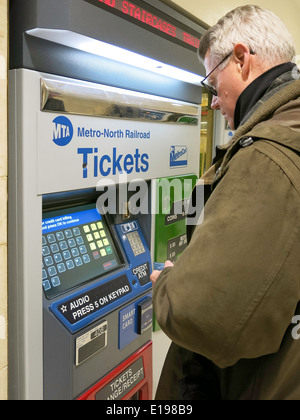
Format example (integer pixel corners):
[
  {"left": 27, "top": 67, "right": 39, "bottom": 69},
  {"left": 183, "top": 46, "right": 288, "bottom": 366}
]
[
  {"left": 42, "top": 222, "right": 114, "bottom": 296},
  {"left": 42, "top": 227, "right": 92, "bottom": 294}
]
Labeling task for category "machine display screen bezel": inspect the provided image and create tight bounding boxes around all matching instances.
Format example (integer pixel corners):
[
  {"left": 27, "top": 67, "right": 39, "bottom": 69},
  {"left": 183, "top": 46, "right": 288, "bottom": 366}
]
[{"left": 42, "top": 202, "right": 124, "bottom": 300}]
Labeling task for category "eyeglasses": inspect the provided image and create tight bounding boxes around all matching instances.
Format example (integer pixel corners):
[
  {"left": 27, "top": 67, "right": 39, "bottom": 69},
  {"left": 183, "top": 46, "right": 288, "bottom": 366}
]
[
  {"left": 201, "top": 51, "right": 233, "bottom": 97},
  {"left": 201, "top": 50, "right": 255, "bottom": 97}
]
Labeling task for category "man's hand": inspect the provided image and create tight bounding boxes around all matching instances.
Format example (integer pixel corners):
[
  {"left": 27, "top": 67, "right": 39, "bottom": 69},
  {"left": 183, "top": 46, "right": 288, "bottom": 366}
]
[{"left": 150, "top": 260, "right": 174, "bottom": 286}]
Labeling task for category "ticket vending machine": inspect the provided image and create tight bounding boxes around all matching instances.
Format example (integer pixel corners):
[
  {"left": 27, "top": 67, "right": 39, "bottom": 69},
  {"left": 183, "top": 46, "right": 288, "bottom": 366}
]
[
  {"left": 41, "top": 185, "right": 153, "bottom": 400},
  {"left": 8, "top": 0, "right": 204, "bottom": 400}
]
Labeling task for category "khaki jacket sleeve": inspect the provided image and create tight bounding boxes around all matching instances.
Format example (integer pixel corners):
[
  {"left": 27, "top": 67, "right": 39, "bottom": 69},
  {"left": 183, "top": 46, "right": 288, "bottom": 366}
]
[{"left": 153, "top": 146, "right": 300, "bottom": 368}]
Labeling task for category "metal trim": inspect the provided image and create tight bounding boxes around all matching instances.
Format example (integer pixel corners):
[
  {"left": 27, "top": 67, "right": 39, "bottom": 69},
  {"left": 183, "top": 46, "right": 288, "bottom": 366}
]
[{"left": 41, "top": 77, "right": 199, "bottom": 125}]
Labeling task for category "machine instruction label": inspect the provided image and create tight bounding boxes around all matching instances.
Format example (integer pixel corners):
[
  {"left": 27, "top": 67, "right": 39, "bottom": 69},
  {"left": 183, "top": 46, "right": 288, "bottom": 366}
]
[
  {"left": 95, "top": 357, "right": 144, "bottom": 400},
  {"left": 167, "top": 234, "right": 188, "bottom": 262},
  {"left": 165, "top": 199, "right": 189, "bottom": 226},
  {"left": 57, "top": 275, "right": 132, "bottom": 325},
  {"left": 76, "top": 321, "right": 108, "bottom": 366},
  {"left": 132, "top": 262, "right": 150, "bottom": 286}
]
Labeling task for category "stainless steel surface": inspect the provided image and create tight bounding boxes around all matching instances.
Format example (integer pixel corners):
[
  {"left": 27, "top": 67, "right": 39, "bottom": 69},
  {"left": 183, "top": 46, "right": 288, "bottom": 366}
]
[{"left": 41, "top": 77, "right": 199, "bottom": 124}]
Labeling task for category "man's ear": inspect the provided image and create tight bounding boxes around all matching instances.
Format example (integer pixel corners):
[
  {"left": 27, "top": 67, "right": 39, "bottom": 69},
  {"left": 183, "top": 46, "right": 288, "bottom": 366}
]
[{"left": 233, "top": 43, "right": 252, "bottom": 79}]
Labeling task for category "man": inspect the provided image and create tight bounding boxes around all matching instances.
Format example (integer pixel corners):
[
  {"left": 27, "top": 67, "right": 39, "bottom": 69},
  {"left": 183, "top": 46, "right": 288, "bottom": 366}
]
[{"left": 151, "top": 5, "right": 300, "bottom": 400}]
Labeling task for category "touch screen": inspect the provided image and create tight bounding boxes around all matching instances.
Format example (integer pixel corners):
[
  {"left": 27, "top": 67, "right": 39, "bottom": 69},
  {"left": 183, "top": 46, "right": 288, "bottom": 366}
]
[{"left": 42, "top": 204, "right": 122, "bottom": 299}]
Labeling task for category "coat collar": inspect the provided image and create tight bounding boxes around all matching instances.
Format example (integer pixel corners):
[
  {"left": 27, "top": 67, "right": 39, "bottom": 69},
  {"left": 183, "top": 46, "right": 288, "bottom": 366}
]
[
  {"left": 210, "top": 79, "right": 300, "bottom": 188},
  {"left": 234, "top": 62, "right": 296, "bottom": 129}
]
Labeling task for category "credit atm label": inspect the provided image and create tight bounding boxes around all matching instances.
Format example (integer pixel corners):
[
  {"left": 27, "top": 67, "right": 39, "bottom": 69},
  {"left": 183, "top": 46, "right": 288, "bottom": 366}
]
[
  {"left": 132, "top": 263, "right": 150, "bottom": 286},
  {"left": 56, "top": 275, "right": 132, "bottom": 325}
]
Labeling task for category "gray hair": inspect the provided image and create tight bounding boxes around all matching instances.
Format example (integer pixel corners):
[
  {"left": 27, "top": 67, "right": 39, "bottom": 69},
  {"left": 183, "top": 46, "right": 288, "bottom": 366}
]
[{"left": 198, "top": 5, "right": 296, "bottom": 67}]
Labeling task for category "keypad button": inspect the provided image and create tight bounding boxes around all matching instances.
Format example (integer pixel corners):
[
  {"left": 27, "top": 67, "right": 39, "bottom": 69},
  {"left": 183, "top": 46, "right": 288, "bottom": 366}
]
[
  {"left": 68, "top": 238, "right": 76, "bottom": 248},
  {"left": 93, "top": 251, "right": 100, "bottom": 259},
  {"left": 42, "top": 246, "right": 50, "bottom": 257},
  {"left": 50, "top": 243, "right": 59, "bottom": 253},
  {"left": 43, "top": 280, "right": 51, "bottom": 291},
  {"left": 100, "top": 249, "right": 107, "bottom": 257},
  {"left": 56, "top": 232, "right": 64, "bottom": 241},
  {"left": 59, "top": 241, "right": 68, "bottom": 251},
  {"left": 57, "top": 263, "right": 66, "bottom": 273},
  {"left": 48, "top": 266, "right": 57, "bottom": 277},
  {"left": 51, "top": 276, "right": 61, "bottom": 287},
  {"left": 79, "top": 245, "right": 87, "bottom": 254},
  {"left": 82, "top": 254, "right": 90, "bottom": 264},
  {"left": 71, "top": 248, "right": 80, "bottom": 257},
  {"left": 54, "top": 253, "right": 63, "bottom": 263},
  {"left": 47, "top": 234, "right": 56, "bottom": 244},
  {"left": 76, "top": 236, "right": 84, "bottom": 245},
  {"left": 73, "top": 227, "right": 80, "bottom": 236},
  {"left": 65, "top": 229, "right": 73, "bottom": 238},
  {"left": 44, "top": 256, "right": 54, "bottom": 266},
  {"left": 63, "top": 250, "right": 71, "bottom": 260},
  {"left": 74, "top": 257, "right": 83, "bottom": 267},
  {"left": 66, "top": 260, "right": 75, "bottom": 270}
]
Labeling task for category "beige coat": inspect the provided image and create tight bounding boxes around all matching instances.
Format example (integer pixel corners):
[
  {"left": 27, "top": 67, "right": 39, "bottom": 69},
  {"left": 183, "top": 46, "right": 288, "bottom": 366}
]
[{"left": 153, "top": 79, "right": 300, "bottom": 400}]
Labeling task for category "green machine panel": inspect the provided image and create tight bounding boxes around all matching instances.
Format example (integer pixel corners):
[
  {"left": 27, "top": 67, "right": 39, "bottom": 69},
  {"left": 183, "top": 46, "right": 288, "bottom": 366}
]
[{"left": 152, "top": 174, "right": 197, "bottom": 331}]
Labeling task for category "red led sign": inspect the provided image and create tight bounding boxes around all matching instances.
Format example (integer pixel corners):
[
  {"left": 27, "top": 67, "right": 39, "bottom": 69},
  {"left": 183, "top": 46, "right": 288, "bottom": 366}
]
[{"left": 96, "top": 0, "right": 201, "bottom": 49}]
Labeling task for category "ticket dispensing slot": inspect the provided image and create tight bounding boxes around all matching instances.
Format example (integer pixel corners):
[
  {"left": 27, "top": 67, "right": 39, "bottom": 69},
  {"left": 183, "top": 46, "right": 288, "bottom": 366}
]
[
  {"left": 78, "top": 341, "right": 152, "bottom": 400},
  {"left": 42, "top": 191, "right": 152, "bottom": 399}
]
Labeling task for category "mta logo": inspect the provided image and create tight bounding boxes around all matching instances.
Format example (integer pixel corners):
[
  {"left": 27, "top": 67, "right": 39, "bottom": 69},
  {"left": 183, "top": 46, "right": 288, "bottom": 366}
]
[
  {"left": 52, "top": 116, "right": 74, "bottom": 146},
  {"left": 170, "top": 146, "right": 188, "bottom": 168}
]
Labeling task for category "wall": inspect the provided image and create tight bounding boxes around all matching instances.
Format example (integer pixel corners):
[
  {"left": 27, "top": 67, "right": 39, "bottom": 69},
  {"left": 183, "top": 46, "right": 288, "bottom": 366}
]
[
  {"left": 171, "top": 0, "right": 300, "bottom": 55},
  {"left": 0, "top": 0, "right": 8, "bottom": 401}
]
